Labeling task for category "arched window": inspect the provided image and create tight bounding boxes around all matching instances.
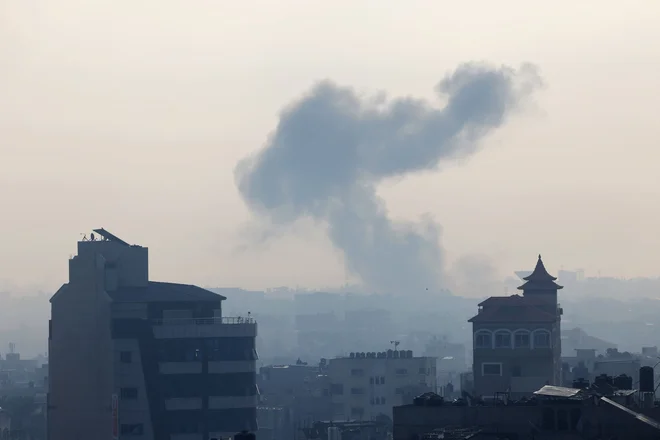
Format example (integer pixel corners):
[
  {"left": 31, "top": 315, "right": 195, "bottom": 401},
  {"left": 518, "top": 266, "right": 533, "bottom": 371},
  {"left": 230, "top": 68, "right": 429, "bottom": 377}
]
[
  {"left": 494, "top": 330, "right": 512, "bottom": 348},
  {"left": 514, "top": 330, "right": 531, "bottom": 348},
  {"left": 474, "top": 330, "right": 492, "bottom": 349},
  {"left": 533, "top": 330, "right": 551, "bottom": 348}
]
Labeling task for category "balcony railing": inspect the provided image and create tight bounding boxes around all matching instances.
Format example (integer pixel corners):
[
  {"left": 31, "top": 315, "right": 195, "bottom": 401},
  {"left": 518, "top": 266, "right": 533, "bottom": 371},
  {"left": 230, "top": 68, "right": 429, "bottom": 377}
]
[{"left": 153, "top": 317, "right": 256, "bottom": 326}]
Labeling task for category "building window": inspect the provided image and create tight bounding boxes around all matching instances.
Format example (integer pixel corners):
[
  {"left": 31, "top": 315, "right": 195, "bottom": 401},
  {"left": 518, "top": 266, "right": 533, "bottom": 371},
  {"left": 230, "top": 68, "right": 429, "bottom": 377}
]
[
  {"left": 370, "top": 377, "right": 375, "bottom": 385},
  {"left": 380, "top": 376, "right": 385, "bottom": 384},
  {"left": 163, "top": 309, "right": 193, "bottom": 320},
  {"left": 474, "top": 331, "right": 492, "bottom": 348},
  {"left": 120, "top": 424, "right": 144, "bottom": 436},
  {"left": 557, "top": 409, "right": 569, "bottom": 430},
  {"left": 395, "top": 368, "right": 408, "bottom": 375},
  {"left": 351, "top": 407, "right": 364, "bottom": 418},
  {"left": 120, "top": 351, "right": 132, "bottom": 363},
  {"left": 395, "top": 388, "right": 403, "bottom": 394},
  {"left": 494, "top": 331, "right": 512, "bottom": 348},
  {"left": 534, "top": 330, "right": 551, "bottom": 348},
  {"left": 350, "top": 387, "right": 365, "bottom": 395},
  {"left": 542, "top": 408, "right": 555, "bottom": 430},
  {"left": 120, "top": 388, "right": 138, "bottom": 400},
  {"left": 514, "top": 331, "right": 531, "bottom": 348},
  {"left": 350, "top": 368, "right": 364, "bottom": 377},
  {"left": 482, "top": 363, "right": 502, "bottom": 376},
  {"left": 330, "top": 384, "right": 344, "bottom": 395},
  {"left": 380, "top": 397, "right": 386, "bottom": 405}
]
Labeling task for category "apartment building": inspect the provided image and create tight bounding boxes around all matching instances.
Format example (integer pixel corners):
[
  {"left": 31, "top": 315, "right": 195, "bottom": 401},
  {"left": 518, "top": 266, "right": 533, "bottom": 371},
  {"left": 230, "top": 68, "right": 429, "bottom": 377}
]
[
  {"left": 328, "top": 350, "right": 436, "bottom": 421},
  {"left": 47, "top": 229, "right": 258, "bottom": 440}
]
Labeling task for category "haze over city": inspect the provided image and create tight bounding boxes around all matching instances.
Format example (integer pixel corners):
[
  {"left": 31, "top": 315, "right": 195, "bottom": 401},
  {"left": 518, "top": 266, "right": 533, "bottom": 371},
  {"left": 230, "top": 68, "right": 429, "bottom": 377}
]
[{"left": 2, "top": 1, "right": 660, "bottom": 294}]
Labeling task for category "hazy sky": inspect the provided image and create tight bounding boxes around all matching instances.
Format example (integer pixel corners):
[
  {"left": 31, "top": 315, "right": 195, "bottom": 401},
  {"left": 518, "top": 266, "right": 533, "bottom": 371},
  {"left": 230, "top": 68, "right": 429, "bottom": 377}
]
[{"left": 2, "top": 1, "right": 660, "bottom": 293}]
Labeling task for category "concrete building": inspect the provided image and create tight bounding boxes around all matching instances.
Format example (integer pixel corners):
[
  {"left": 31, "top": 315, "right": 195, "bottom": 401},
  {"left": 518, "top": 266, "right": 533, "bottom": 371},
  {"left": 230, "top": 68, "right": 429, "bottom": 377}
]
[
  {"left": 327, "top": 350, "right": 436, "bottom": 421},
  {"left": 469, "top": 256, "right": 563, "bottom": 397},
  {"left": 48, "top": 229, "right": 258, "bottom": 440},
  {"left": 393, "top": 387, "right": 660, "bottom": 440},
  {"left": 258, "top": 362, "right": 332, "bottom": 439}
]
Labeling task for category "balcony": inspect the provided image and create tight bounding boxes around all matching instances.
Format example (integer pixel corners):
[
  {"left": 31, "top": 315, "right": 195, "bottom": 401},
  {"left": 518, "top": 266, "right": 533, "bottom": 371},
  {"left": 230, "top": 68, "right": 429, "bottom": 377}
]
[
  {"left": 209, "top": 395, "right": 258, "bottom": 410},
  {"left": 152, "top": 317, "right": 257, "bottom": 339}
]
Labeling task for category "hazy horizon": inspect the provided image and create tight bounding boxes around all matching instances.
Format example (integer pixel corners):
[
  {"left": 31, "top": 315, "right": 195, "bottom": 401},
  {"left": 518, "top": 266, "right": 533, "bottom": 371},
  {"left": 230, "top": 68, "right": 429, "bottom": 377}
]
[{"left": 3, "top": 1, "right": 660, "bottom": 293}]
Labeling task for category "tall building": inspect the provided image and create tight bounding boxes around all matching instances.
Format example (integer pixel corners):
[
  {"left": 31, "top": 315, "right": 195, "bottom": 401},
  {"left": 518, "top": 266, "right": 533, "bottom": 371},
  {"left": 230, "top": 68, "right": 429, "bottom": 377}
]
[
  {"left": 48, "top": 229, "right": 258, "bottom": 440},
  {"left": 328, "top": 350, "right": 436, "bottom": 421},
  {"left": 469, "top": 255, "right": 563, "bottom": 397}
]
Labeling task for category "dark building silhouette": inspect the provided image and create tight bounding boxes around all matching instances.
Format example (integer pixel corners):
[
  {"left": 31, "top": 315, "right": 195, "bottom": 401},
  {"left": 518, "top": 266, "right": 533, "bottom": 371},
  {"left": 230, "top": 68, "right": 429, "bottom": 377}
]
[{"left": 48, "top": 229, "right": 257, "bottom": 440}]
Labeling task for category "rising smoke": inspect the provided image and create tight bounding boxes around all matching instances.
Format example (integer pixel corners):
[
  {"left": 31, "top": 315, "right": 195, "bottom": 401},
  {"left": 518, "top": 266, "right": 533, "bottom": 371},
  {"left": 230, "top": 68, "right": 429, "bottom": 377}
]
[{"left": 235, "top": 63, "right": 542, "bottom": 294}]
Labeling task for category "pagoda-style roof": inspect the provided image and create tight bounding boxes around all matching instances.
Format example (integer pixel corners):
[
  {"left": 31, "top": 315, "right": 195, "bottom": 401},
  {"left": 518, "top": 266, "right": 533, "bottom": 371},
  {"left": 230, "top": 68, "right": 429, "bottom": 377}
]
[{"left": 517, "top": 255, "right": 563, "bottom": 292}]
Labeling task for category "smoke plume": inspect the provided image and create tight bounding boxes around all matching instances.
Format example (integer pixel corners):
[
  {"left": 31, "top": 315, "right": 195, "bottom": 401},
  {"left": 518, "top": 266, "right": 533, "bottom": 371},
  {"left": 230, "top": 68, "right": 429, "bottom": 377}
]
[{"left": 235, "top": 62, "right": 541, "bottom": 294}]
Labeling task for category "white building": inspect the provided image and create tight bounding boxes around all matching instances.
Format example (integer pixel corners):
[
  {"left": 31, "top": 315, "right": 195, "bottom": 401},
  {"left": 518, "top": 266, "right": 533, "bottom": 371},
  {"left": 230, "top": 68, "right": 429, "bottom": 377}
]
[{"left": 327, "top": 350, "right": 436, "bottom": 421}]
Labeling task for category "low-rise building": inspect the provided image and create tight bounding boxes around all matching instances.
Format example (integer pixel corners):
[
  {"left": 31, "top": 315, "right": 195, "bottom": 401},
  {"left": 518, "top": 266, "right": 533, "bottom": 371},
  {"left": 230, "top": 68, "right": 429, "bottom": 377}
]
[
  {"left": 394, "top": 385, "right": 660, "bottom": 440},
  {"left": 258, "top": 362, "right": 332, "bottom": 439},
  {"left": 328, "top": 350, "right": 436, "bottom": 421}
]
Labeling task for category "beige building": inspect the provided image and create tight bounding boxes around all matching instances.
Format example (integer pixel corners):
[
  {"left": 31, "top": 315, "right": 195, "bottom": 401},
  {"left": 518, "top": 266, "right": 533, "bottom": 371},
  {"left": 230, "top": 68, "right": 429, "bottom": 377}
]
[
  {"left": 469, "top": 256, "right": 563, "bottom": 398},
  {"left": 48, "top": 229, "right": 258, "bottom": 440},
  {"left": 327, "top": 351, "right": 436, "bottom": 421}
]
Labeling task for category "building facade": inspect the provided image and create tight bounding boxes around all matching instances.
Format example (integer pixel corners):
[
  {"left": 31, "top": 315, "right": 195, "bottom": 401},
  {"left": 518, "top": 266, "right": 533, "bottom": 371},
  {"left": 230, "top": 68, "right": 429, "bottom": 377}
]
[
  {"left": 469, "top": 256, "right": 563, "bottom": 397},
  {"left": 48, "top": 229, "right": 258, "bottom": 440},
  {"left": 327, "top": 351, "right": 436, "bottom": 421}
]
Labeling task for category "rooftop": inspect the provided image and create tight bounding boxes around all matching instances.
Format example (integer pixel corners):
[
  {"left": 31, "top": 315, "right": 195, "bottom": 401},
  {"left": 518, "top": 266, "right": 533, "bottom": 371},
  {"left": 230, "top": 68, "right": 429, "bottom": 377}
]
[
  {"left": 517, "top": 255, "right": 563, "bottom": 292},
  {"left": 109, "top": 281, "right": 226, "bottom": 303}
]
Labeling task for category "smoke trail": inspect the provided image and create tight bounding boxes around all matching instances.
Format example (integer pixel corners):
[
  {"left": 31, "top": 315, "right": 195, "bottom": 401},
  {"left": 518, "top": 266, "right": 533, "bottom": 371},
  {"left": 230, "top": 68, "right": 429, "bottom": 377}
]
[{"left": 235, "top": 62, "right": 541, "bottom": 293}]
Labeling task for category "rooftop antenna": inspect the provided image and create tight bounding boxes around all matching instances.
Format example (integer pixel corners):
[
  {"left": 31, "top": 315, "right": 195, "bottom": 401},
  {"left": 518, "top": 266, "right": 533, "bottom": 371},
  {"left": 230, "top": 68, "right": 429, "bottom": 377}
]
[
  {"left": 390, "top": 340, "right": 400, "bottom": 351},
  {"left": 93, "top": 228, "right": 129, "bottom": 246}
]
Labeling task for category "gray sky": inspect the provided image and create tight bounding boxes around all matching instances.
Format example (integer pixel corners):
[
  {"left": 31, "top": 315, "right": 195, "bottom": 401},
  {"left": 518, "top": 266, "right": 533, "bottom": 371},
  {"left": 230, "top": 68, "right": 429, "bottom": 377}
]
[{"left": 2, "top": 0, "right": 660, "bottom": 292}]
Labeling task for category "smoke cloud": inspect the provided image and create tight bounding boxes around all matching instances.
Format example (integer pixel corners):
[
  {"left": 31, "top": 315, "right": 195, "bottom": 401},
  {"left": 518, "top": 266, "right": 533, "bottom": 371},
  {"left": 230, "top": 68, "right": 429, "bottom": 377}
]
[{"left": 235, "top": 62, "right": 542, "bottom": 294}]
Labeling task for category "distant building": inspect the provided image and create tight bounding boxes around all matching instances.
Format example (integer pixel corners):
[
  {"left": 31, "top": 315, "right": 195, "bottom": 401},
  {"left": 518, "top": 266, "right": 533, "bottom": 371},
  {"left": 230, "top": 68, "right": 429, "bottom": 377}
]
[
  {"left": 469, "top": 255, "right": 563, "bottom": 397},
  {"left": 48, "top": 229, "right": 258, "bottom": 440},
  {"left": 327, "top": 350, "right": 436, "bottom": 421},
  {"left": 258, "top": 362, "right": 332, "bottom": 438},
  {"left": 593, "top": 357, "right": 642, "bottom": 386},
  {"left": 561, "top": 327, "right": 616, "bottom": 356}
]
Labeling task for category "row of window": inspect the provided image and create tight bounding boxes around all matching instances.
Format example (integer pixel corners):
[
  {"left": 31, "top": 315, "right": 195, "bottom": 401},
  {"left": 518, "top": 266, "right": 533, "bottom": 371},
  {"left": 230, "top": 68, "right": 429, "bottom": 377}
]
[
  {"left": 482, "top": 363, "right": 502, "bottom": 376},
  {"left": 119, "top": 342, "right": 258, "bottom": 364},
  {"left": 474, "top": 329, "right": 551, "bottom": 349},
  {"left": 370, "top": 397, "right": 386, "bottom": 405},
  {"left": 481, "top": 363, "right": 527, "bottom": 377},
  {"left": 163, "top": 408, "right": 257, "bottom": 434},
  {"left": 161, "top": 373, "right": 256, "bottom": 398},
  {"left": 352, "top": 368, "right": 430, "bottom": 378},
  {"left": 157, "top": 337, "right": 257, "bottom": 362},
  {"left": 331, "top": 384, "right": 412, "bottom": 396}
]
